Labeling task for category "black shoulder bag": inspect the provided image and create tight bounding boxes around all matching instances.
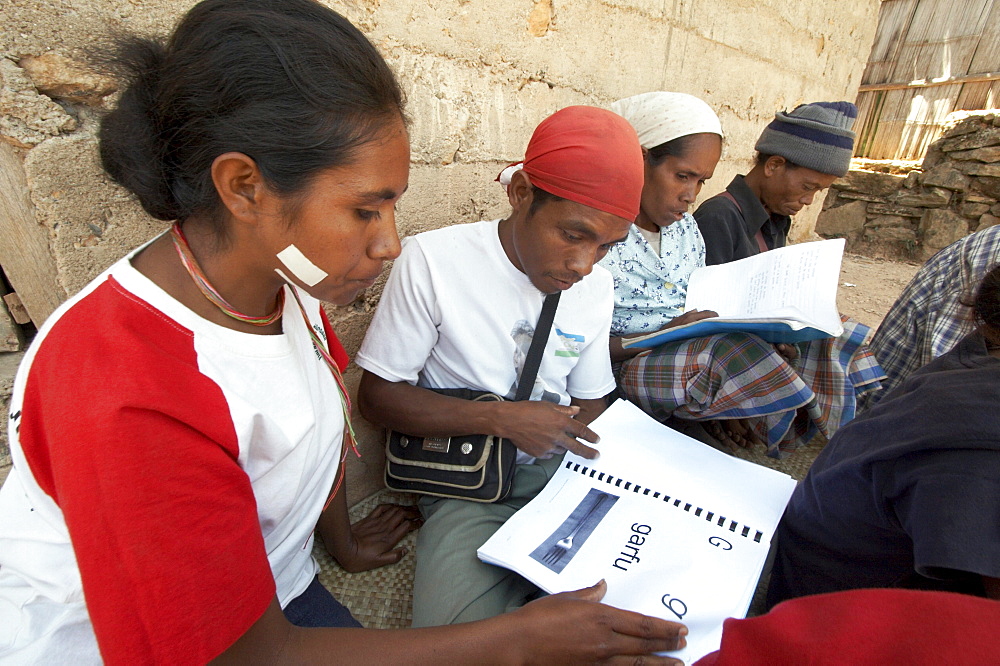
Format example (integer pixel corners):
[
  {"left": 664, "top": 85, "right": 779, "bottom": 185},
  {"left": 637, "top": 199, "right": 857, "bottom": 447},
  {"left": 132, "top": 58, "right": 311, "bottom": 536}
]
[{"left": 384, "top": 292, "right": 560, "bottom": 502}]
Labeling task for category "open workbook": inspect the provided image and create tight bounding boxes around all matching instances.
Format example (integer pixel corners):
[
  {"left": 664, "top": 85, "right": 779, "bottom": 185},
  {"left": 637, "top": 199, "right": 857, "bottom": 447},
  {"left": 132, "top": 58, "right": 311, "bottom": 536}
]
[
  {"left": 622, "top": 238, "right": 846, "bottom": 348},
  {"left": 477, "top": 400, "right": 797, "bottom": 664}
]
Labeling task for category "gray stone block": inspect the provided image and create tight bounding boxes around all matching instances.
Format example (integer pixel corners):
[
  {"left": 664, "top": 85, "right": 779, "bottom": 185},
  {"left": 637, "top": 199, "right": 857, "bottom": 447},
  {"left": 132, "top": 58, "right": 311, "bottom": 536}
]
[
  {"left": 921, "top": 144, "right": 945, "bottom": 171},
  {"left": 960, "top": 163, "right": 1000, "bottom": 178},
  {"left": 868, "top": 202, "right": 925, "bottom": 217},
  {"left": 960, "top": 202, "right": 992, "bottom": 219},
  {"left": 919, "top": 208, "right": 970, "bottom": 252},
  {"left": 977, "top": 213, "right": 1000, "bottom": 233},
  {"left": 816, "top": 200, "right": 867, "bottom": 237},
  {"left": 892, "top": 187, "right": 951, "bottom": 208},
  {"left": 973, "top": 177, "right": 1000, "bottom": 200},
  {"left": 939, "top": 127, "right": 1000, "bottom": 153},
  {"left": 865, "top": 214, "right": 913, "bottom": 228},
  {"left": 832, "top": 170, "right": 904, "bottom": 197},
  {"left": 821, "top": 190, "right": 841, "bottom": 210},
  {"left": 941, "top": 118, "right": 984, "bottom": 139},
  {"left": 837, "top": 191, "right": 889, "bottom": 203},
  {"left": 864, "top": 226, "right": 917, "bottom": 243},
  {"left": 921, "top": 164, "right": 970, "bottom": 191},
  {"left": 948, "top": 146, "right": 1000, "bottom": 163}
]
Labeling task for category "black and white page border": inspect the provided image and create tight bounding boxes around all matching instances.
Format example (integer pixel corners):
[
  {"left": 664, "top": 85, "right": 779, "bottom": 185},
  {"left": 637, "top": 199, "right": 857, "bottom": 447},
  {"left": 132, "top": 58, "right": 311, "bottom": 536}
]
[{"left": 563, "top": 460, "right": 766, "bottom": 544}]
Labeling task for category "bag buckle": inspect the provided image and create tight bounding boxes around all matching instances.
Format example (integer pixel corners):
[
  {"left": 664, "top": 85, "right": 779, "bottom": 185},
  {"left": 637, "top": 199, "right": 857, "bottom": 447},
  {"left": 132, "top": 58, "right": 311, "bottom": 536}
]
[{"left": 422, "top": 436, "right": 451, "bottom": 453}]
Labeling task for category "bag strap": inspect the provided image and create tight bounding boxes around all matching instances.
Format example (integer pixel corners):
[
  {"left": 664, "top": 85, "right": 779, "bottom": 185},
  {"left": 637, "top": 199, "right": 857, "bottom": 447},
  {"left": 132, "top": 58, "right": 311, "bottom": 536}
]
[
  {"left": 514, "top": 292, "right": 560, "bottom": 402},
  {"left": 719, "top": 189, "right": 769, "bottom": 253},
  {"left": 718, "top": 189, "right": 742, "bottom": 213}
]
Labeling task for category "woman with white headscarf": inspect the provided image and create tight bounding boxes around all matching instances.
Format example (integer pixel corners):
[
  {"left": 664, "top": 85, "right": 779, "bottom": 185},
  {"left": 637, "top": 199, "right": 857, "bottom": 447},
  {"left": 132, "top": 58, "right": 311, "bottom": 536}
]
[{"left": 600, "top": 92, "right": 883, "bottom": 457}]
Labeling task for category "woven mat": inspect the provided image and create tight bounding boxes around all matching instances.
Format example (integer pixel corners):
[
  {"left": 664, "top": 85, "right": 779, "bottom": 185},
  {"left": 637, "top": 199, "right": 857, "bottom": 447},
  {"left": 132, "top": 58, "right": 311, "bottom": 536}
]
[
  {"left": 730, "top": 433, "right": 826, "bottom": 482},
  {"left": 318, "top": 438, "right": 824, "bottom": 628},
  {"left": 313, "top": 491, "right": 420, "bottom": 629}
]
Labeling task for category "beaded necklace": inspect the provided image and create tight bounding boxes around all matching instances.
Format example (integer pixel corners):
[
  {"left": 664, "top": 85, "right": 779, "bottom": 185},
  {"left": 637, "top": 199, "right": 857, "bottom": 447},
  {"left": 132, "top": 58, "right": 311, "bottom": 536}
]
[
  {"left": 169, "top": 222, "right": 284, "bottom": 326},
  {"left": 170, "top": 222, "right": 359, "bottom": 510},
  {"left": 280, "top": 273, "right": 361, "bottom": 509}
]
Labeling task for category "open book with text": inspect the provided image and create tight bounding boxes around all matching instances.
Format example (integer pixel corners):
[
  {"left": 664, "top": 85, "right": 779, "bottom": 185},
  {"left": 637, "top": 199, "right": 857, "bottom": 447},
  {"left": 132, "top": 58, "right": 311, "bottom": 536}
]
[
  {"left": 622, "top": 238, "right": 846, "bottom": 348},
  {"left": 477, "top": 400, "right": 797, "bottom": 664}
]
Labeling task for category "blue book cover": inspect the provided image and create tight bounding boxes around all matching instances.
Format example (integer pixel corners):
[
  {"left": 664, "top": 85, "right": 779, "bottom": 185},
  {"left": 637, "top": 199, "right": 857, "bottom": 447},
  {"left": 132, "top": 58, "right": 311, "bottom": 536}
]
[
  {"left": 622, "top": 239, "right": 847, "bottom": 349},
  {"left": 621, "top": 318, "right": 836, "bottom": 348}
]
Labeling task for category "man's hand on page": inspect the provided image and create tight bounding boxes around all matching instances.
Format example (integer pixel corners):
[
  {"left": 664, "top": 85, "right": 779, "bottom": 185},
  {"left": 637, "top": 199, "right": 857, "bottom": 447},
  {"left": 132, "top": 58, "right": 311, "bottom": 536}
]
[{"left": 498, "top": 401, "right": 600, "bottom": 459}]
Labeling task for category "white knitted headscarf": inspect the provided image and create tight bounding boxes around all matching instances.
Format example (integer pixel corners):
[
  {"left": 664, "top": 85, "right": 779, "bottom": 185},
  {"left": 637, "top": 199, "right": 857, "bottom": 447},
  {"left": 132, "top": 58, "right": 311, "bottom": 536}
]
[{"left": 610, "top": 91, "right": 722, "bottom": 149}]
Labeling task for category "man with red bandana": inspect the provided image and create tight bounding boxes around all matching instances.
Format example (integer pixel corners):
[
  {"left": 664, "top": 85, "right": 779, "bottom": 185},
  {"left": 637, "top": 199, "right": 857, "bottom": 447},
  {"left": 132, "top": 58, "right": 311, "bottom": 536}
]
[{"left": 356, "top": 106, "right": 642, "bottom": 627}]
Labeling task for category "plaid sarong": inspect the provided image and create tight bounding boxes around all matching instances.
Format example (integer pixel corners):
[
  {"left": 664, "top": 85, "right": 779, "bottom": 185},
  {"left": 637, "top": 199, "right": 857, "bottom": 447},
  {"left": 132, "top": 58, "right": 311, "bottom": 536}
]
[{"left": 617, "top": 318, "right": 884, "bottom": 458}]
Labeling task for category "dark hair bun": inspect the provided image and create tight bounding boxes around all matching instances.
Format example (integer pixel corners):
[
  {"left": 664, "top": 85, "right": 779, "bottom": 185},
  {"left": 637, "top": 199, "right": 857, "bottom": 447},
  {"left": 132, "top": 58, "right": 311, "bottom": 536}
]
[
  {"left": 99, "top": 39, "right": 179, "bottom": 220},
  {"left": 99, "top": 0, "right": 404, "bottom": 223}
]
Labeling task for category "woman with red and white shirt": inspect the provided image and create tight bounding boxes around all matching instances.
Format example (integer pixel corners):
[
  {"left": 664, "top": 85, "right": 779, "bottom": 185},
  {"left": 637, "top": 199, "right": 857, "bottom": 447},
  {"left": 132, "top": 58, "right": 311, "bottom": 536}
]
[{"left": 0, "top": 1, "right": 687, "bottom": 663}]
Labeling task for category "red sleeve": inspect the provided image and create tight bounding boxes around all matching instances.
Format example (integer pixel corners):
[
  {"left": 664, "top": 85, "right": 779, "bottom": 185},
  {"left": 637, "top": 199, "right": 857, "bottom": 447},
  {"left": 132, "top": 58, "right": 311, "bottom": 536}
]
[
  {"left": 320, "top": 306, "right": 349, "bottom": 371},
  {"left": 693, "top": 588, "right": 1000, "bottom": 665},
  {"left": 19, "top": 280, "right": 274, "bottom": 665}
]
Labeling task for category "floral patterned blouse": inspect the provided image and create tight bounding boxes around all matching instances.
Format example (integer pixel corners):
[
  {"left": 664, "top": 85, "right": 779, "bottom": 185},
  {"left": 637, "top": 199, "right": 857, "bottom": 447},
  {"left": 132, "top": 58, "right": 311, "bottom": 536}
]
[{"left": 598, "top": 213, "right": 706, "bottom": 337}]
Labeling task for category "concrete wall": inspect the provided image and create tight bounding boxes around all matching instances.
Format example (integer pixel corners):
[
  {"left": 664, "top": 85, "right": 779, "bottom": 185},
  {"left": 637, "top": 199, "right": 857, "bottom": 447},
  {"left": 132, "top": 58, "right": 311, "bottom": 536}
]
[{"left": 0, "top": 0, "right": 881, "bottom": 501}]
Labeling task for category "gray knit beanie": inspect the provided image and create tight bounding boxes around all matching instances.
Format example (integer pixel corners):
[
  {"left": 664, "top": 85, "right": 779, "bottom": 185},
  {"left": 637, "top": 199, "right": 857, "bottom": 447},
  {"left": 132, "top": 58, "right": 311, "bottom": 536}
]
[{"left": 754, "top": 101, "right": 858, "bottom": 177}]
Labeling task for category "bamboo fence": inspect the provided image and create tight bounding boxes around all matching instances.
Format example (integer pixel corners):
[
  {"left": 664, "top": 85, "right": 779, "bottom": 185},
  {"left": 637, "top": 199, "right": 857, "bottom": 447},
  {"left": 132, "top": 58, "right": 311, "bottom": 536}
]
[{"left": 855, "top": 0, "right": 1000, "bottom": 160}]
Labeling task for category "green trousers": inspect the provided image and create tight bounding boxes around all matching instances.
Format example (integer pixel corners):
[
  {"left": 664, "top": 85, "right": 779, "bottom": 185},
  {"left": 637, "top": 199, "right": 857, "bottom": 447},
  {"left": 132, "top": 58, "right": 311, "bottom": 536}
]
[{"left": 410, "top": 456, "right": 561, "bottom": 627}]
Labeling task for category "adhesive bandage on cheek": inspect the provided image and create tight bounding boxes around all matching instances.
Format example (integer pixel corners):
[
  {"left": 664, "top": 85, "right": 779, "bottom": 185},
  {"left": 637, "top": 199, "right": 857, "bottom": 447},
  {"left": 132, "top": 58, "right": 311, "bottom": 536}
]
[{"left": 276, "top": 244, "right": 329, "bottom": 287}]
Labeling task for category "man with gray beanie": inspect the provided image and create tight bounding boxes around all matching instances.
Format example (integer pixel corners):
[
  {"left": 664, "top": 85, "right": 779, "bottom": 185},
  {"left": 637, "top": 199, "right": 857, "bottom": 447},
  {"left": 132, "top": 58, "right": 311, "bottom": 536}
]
[{"left": 694, "top": 101, "right": 857, "bottom": 265}]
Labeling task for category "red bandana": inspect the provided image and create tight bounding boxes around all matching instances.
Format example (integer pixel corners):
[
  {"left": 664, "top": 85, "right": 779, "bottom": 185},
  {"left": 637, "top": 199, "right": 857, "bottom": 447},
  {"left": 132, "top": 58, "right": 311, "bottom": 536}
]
[{"left": 520, "top": 106, "right": 643, "bottom": 221}]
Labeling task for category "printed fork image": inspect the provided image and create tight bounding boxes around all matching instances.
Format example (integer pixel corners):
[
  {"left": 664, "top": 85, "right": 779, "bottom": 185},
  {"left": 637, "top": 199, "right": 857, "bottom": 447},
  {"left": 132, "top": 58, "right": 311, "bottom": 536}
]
[
  {"left": 543, "top": 494, "right": 609, "bottom": 565},
  {"left": 530, "top": 489, "right": 618, "bottom": 573}
]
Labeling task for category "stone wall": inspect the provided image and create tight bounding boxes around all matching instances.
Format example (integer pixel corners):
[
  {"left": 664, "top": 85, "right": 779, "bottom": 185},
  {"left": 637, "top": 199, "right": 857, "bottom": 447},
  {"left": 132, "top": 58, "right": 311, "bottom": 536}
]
[
  {"left": 817, "top": 111, "right": 1000, "bottom": 262},
  {"left": 0, "top": 0, "right": 880, "bottom": 500}
]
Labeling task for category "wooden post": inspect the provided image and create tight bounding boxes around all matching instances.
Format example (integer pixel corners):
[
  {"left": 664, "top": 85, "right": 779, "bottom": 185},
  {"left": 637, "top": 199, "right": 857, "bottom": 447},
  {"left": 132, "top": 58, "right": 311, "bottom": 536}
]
[
  {"left": 2, "top": 293, "right": 30, "bottom": 325},
  {"left": 858, "top": 71, "right": 1000, "bottom": 93},
  {"left": 0, "top": 298, "right": 23, "bottom": 352},
  {"left": 0, "top": 142, "right": 64, "bottom": 326}
]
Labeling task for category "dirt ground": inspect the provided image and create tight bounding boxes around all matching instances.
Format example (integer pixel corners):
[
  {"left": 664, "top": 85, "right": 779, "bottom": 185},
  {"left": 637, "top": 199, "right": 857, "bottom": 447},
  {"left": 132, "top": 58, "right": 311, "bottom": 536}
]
[{"left": 837, "top": 254, "right": 921, "bottom": 332}]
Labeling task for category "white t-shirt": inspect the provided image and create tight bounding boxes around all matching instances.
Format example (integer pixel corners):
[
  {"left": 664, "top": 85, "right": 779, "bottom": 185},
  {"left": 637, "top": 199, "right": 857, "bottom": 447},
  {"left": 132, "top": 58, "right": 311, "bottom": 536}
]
[
  {"left": 0, "top": 250, "right": 346, "bottom": 663},
  {"left": 356, "top": 219, "right": 617, "bottom": 457}
]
